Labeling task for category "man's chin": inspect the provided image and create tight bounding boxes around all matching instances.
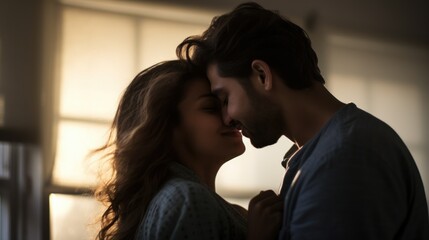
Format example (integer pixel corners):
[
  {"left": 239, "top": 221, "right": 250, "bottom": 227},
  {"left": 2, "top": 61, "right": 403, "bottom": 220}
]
[
  {"left": 241, "top": 129, "right": 249, "bottom": 138},
  {"left": 249, "top": 136, "right": 279, "bottom": 149},
  {"left": 242, "top": 131, "right": 262, "bottom": 148},
  {"left": 250, "top": 138, "right": 272, "bottom": 149}
]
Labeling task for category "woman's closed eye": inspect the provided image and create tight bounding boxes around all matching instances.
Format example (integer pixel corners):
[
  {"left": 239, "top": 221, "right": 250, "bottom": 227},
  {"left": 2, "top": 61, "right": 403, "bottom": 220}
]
[
  {"left": 202, "top": 104, "right": 221, "bottom": 113},
  {"left": 201, "top": 98, "right": 222, "bottom": 113}
]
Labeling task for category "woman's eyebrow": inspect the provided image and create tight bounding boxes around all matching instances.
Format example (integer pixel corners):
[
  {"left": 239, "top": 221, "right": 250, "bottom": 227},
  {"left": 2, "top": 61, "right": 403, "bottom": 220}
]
[{"left": 197, "top": 93, "right": 217, "bottom": 100}]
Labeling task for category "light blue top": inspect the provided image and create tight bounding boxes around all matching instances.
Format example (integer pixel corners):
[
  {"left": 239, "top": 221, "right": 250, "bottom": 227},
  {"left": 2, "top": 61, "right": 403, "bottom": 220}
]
[{"left": 135, "top": 162, "right": 247, "bottom": 240}]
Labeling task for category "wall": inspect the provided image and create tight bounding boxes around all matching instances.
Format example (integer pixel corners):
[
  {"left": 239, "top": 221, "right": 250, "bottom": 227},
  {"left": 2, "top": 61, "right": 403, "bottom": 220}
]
[{"left": 0, "top": 0, "right": 42, "bottom": 143}]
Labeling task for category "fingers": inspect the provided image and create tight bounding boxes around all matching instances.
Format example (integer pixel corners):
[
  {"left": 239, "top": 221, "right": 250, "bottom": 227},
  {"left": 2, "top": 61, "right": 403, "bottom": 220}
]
[
  {"left": 249, "top": 190, "right": 277, "bottom": 205},
  {"left": 266, "top": 199, "right": 284, "bottom": 211},
  {"left": 247, "top": 190, "right": 284, "bottom": 240},
  {"left": 249, "top": 190, "right": 283, "bottom": 213}
]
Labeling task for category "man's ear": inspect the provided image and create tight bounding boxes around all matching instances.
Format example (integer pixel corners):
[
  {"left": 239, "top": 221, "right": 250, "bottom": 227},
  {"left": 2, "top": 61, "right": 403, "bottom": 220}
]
[{"left": 251, "top": 60, "right": 272, "bottom": 91}]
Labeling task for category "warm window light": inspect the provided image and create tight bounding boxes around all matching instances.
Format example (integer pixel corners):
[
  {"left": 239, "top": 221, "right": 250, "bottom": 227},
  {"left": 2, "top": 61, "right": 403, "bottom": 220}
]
[
  {"left": 52, "top": 121, "right": 110, "bottom": 187},
  {"left": 138, "top": 19, "right": 207, "bottom": 68},
  {"left": 54, "top": 6, "right": 210, "bottom": 188},
  {"left": 59, "top": 8, "right": 135, "bottom": 119},
  {"left": 50, "top": 193, "right": 101, "bottom": 240}
]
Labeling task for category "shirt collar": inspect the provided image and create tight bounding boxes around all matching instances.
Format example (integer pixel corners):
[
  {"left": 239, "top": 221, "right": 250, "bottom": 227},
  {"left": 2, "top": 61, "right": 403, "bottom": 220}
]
[{"left": 169, "top": 161, "right": 201, "bottom": 183}]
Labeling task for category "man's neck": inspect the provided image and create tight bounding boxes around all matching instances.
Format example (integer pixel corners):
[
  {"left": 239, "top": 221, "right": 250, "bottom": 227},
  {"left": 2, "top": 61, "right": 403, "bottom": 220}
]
[{"left": 281, "top": 83, "right": 345, "bottom": 147}]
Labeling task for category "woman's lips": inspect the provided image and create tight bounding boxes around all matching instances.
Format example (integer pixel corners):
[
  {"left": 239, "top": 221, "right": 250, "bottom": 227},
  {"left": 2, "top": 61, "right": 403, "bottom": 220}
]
[
  {"left": 241, "top": 128, "right": 249, "bottom": 138},
  {"left": 221, "top": 129, "right": 242, "bottom": 137}
]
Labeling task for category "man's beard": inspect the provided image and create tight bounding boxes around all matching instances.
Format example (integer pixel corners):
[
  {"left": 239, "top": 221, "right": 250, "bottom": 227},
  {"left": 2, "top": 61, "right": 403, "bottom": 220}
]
[{"left": 244, "top": 93, "right": 283, "bottom": 148}]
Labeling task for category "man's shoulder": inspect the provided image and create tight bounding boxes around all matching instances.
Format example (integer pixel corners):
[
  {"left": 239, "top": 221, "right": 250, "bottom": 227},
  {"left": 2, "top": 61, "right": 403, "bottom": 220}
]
[{"left": 337, "top": 104, "right": 397, "bottom": 136}]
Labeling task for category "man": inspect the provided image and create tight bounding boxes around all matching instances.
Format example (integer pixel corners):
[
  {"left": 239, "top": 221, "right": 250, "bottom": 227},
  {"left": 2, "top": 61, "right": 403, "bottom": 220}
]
[{"left": 177, "top": 2, "right": 429, "bottom": 240}]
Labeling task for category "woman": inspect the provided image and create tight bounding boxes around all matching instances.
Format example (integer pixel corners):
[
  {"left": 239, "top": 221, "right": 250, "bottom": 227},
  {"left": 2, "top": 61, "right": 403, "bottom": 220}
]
[{"left": 95, "top": 60, "right": 247, "bottom": 240}]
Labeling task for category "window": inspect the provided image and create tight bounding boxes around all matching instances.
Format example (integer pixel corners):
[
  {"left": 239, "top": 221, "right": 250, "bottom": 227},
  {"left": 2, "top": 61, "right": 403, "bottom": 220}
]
[
  {"left": 53, "top": 3, "right": 212, "bottom": 190},
  {"left": 49, "top": 193, "right": 100, "bottom": 240}
]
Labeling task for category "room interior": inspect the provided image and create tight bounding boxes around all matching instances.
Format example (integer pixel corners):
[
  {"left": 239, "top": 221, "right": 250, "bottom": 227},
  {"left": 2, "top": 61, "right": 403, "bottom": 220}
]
[{"left": 0, "top": 0, "right": 428, "bottom": 239}]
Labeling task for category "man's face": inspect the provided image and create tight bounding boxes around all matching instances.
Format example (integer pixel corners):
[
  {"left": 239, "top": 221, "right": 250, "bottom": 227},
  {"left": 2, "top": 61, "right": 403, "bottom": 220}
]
[{"left": 207, "top": 63, "right": 283, "bottom": 148}]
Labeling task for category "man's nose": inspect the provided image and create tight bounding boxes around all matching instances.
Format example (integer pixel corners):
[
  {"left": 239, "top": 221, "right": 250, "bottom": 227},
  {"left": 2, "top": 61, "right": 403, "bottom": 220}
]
[{"left": 222, "top": 108, "right": 233, "bottom": 127}]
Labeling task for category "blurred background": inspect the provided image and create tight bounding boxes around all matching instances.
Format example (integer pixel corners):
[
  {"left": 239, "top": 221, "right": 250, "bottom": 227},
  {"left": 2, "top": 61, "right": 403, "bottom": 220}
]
[{"left": 0, "top": 0, "right": 428, "bottom": 239}]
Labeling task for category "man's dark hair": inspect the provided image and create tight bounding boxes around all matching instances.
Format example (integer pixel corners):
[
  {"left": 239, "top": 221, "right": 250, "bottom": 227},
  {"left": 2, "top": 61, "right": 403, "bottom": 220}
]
[{"left": 177, "top": 1, "right": 325, "bottom": 89}]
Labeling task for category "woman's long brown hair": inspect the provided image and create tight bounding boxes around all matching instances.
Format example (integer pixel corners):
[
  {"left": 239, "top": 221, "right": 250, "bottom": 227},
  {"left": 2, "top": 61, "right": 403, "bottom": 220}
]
[{"left": 94, "top": 60, "right": 202, "bottom": 240}]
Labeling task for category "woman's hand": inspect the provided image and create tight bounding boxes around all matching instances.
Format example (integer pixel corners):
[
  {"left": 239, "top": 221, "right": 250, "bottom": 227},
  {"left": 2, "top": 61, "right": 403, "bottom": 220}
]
[{"left": 247, "top": 190, "right": 283, "bottom": 240}]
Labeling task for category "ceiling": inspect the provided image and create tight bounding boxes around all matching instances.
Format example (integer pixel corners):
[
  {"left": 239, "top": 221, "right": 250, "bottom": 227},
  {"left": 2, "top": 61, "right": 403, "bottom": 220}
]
[{"left": 135, "top": 0, "right": 429, "bottom": 46}]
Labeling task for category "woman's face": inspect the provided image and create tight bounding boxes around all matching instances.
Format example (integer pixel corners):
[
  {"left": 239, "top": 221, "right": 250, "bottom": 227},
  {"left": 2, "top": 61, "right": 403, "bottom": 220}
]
[{"left": 173, "top": 78, "right": 245, "bottom": 167}]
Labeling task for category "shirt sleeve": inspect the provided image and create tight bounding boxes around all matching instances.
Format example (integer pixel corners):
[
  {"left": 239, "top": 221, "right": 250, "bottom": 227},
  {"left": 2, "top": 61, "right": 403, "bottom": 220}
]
[{"left": 137, "top": 180, "right": 227, "bottom": 240}]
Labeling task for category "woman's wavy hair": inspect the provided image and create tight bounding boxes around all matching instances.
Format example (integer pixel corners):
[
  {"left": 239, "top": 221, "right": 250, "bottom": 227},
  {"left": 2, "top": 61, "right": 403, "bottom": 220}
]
[
  {"left": 177, "top": 1, "right": 325, "bottom": 89},
  {"left": 94, "top": 60, "right": 202, "bottom": 240}
]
